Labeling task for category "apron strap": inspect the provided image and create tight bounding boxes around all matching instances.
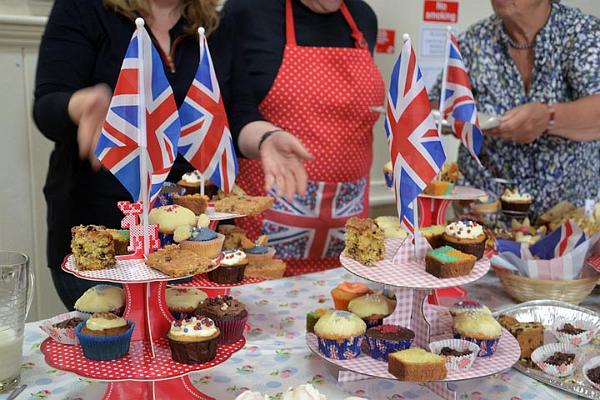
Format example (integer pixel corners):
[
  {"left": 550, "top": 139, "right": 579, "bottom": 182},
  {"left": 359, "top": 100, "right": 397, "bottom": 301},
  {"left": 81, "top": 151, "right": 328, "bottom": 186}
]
[{"left": 285, "top": 0, "right": 368, "bottom": 49}]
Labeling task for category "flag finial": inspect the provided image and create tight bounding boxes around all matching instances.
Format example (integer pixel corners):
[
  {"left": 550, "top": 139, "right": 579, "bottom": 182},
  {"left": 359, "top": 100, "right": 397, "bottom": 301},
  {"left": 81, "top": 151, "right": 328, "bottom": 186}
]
[
  {"left": 198, "top": 27, "right": 206, "bottom": 37},
  {"left": 135, "top": 17, "right": 144, "bottom": 28},
  {"left": 402, "top": 33, "right": 410, "bottom": 43}
]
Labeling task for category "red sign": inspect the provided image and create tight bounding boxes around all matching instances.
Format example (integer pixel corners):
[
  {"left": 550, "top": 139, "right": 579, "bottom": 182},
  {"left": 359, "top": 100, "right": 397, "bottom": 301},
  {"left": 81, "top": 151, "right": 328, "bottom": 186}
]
[
  {"left": 376, "top": 29, "right": 396, "bottom": 54},
  {"left": 423, "top": 0, "right": 459, "bottom": 23}
]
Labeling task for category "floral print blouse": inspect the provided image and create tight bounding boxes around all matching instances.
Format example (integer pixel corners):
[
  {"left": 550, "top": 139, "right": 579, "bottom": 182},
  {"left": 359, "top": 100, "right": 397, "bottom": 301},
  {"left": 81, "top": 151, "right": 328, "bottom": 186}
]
[{"left": 432, "top": 3, "right": 600, "bottom": 219}]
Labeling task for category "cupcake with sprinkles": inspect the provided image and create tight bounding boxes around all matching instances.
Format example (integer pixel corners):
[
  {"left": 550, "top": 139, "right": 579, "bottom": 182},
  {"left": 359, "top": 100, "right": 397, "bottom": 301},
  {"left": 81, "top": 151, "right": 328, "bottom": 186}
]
[
  {"left": 167, "top": 316, "right": 220, "bottom": 364},
  {"left": 365, "top": 324, "right": 414, "bottom": 361},
  {"left": 314, "top": 310, "right": 366, "bottom": 360},
  {"left": 207, "top": 249, "right": 248, "bottom": 284},
  {"left": 442, "top": 220, "right": 486, "bottom": 260}
]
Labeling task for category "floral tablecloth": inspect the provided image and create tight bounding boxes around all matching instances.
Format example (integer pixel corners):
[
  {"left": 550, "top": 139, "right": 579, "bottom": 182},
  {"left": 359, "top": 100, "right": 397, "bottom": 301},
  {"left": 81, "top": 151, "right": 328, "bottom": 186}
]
[{"left": 3, "top": 268, "right": 599, "bottom": 400}]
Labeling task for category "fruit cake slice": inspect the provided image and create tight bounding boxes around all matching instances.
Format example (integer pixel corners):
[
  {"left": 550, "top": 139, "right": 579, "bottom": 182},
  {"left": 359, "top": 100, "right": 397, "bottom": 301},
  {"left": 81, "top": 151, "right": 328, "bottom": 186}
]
[
  {"left": 71, "top": 225, "right": 116, "bottom": 270},
  {"left": 344, "top": 217, "right": 385, "bottom": 266}
]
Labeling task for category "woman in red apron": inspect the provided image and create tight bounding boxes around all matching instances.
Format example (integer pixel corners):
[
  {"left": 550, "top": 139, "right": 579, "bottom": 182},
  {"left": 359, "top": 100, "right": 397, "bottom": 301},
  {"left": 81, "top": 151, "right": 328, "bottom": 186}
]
[{"left": 232, "top": 0, "right": 385, "bottom": 276}]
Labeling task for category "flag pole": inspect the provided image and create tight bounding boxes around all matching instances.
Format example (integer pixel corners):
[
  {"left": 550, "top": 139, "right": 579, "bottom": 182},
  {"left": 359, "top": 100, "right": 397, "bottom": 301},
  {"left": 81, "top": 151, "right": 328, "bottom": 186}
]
[
  {"left": 437, "top": 26, "right": 452, "bottom": 136},
  {"left": 135, "top": 18, "right": 150, "bottom": 256},
  {"left": 197, "top": 27, "right": 206, "bottom": 198}
]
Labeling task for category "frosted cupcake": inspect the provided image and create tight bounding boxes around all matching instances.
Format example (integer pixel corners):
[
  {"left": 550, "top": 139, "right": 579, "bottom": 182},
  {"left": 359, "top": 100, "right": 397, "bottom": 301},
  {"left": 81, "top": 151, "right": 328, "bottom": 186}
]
[
  {"left": 442, "top": 220, "right": 486, "bottom": 260},
  {"left": 74, "top": 285, "right": 125, "bottom": 316},
  {"left": 453, "top": 312, "right": 502, "bottom": 357},
  {"left": 366, "top": 324, "right": 414, "bottom": 361},
  {"left": 242, "top": 235, "right": 276, "bottom": 263},
  {"left": 330, "top": 282, "right": 371, "bottom": 311},
  {"left": 207, "top": 249, "right": 248, "bottom": 284},
  {"left": 449, "top": 300, "right": 491, "bottom": 317},
  {"left": 177, "top": 215, "right": 225, "bottom": 259},
  {"left": 500, "top": 188, "right": 533, "bottom": 213},
  {"left": 165, "top": 287, "right": 208, "bottom": 319},
  {"left": 149, "top": 204, "right": 197, "bottom": 246},
  {"left": 76, "top": 312, "right": 134, "bottom": 361},
  {"left": 177, "top": 170, "right": 218, "bottom": 196},
  {"left": 314, "top": 310, "right": 367, "bottom": 360},
  {"left": 168, "top": 316, "right": 220, "bottom": 364},
  {"left": 347, "top": 293, "right": 392, "bottom": 328}
]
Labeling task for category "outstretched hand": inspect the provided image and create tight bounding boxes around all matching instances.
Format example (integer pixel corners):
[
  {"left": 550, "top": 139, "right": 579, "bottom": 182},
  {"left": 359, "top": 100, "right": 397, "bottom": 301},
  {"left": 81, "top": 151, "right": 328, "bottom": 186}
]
[
  {"left": 485, "top": 103, "right": 548, "bottom": 144},
  {"left": 260, "top": 131, "right": 313, "bottom": 202}
]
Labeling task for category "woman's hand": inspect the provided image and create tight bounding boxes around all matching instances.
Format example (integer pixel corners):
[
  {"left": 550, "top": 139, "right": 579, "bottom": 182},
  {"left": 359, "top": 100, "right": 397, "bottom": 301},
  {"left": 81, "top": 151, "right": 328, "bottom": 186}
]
[
  {"left": 260, "top": 131, "right": 313, "bottom": 202},
  {"left": 68, "top": 84, "right": 112, "bottom": 169},
  {"left": 486, "top": 103, "right": 549, "bottom": 144}
]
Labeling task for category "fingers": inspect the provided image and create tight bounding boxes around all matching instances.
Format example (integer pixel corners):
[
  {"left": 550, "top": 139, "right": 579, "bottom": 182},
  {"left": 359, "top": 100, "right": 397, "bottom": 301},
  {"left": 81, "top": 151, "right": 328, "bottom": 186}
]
[
  {"left": 289, "top": 138, "right": 313, "bottom": 161},
  {"left": 264, "top": 171, "right": 276, "bottom": 194},
  {"left": 292, "top": 161, "right": 308, "bottom": 197}
]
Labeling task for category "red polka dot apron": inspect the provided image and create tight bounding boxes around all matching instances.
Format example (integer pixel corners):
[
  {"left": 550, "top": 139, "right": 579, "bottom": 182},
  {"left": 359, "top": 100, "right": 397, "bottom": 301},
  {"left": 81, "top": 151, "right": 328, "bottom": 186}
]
[{"left": 237, "top": 0, "right": 385, "bottom": 276}]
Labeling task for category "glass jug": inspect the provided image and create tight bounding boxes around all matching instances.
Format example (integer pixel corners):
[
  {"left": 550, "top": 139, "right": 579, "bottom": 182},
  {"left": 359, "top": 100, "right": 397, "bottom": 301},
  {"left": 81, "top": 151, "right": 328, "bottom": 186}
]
[{"left": 0, "top": 251, "right": 34, "bottom": 392}]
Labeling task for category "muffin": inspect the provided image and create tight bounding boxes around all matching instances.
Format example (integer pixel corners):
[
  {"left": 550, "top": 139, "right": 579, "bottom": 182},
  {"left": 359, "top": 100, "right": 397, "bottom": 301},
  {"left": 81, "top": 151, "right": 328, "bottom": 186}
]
[
  {"left": 71, "top": 225, "right": 116, "bottom": 270},
  {"left": 472, "top": 194, "right": 500, "bottom": 215},
  {"left": 74, "top": 285, "right": 125, "bottom": 316},
  {"left": 313, "top": 310, "right": 367, "bottom": 360},
  {"left": 166, "top": 287, "right": 208, "bottom": 319},
  {"left": 168, "top": 316, "right": 220, "bottom": 364},
  {"left": 330, "top": 282, "right": 371, "bottom": 311},
  {"left": 442, "top": 220, "right": 486, "bottom": 260},
  {"left": 365, "top": 324, "right": 414, "bottom": 361},
  {"left": 425, "top": 246, "right": 476, "bottom": 278},
  {"left": 195, "top": 295, "right": 248, "bottom": 344},
  {"left": 453, "top": 312, "right": 502, "bottom": 357},
  {"left": 419, "top": 225, "right": 446, "bottom": 249},
  {"left": 207, "top": 249, "right": 248, "bottom": 284},
  {"left": 218, "top": 224, "right": 249, "bottom": 250},
  {"left": 149, "top": 204, "right": 197, "bottom": 246},
  {"left": 107, "top": 229, "right": 129, "bottom": 256},
  {"left": 344, "top": 217, "right": 385, "bottom": 266},
  {"left": 76, "top": 312, "right": 134, "bottom": 361},
  {"left": 500, "top": 188, "right": 533, "bottom": 213},
  {"left": 241, "top": 235, "right": 275, "bottom": 263},
  {"left": 347, "top": 294, "right": 391, "bottom": 328},
  {"left": 173, "top": 193, "right": 209, "bottom": 215},
  {"left": 449, "top": 300, "right": 491, "bottom": 317},
  {"left": 179, "top": 227, "right": 225, "bottom": 259},
  {"left": 306, "top": 309, "right": 330, "bottom": 334},
  {"left": 374, "top": 216, "right": 407, "bottom": 240},
  {"left": 388, "top": 348, "right": 447, "bottom": 381},
  {"left": 177, "top": 170, "right": 218, "bottom": 196}
]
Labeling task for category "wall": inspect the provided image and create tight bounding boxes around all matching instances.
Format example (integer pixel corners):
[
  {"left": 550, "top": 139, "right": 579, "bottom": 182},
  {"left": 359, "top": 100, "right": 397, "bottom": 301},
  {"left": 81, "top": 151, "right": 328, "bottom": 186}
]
[{"left": 0, "top": 0, "right": 599, "bottom": 320}]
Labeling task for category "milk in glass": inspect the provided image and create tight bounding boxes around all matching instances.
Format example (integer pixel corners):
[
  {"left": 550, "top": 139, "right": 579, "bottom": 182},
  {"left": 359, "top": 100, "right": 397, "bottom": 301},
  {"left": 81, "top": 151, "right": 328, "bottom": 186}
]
[{"left": 0, "top": 329, "right": 23, "bottom": 385}]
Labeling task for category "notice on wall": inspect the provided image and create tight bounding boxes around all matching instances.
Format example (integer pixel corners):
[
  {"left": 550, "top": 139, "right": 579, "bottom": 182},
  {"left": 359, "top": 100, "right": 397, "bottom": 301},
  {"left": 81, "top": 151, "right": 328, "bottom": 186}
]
[
  {"left": 376, "top": 29, "right": 396, "bottom": 54},
  {"left": 420, "top": 26, "right": 448, "bottom": 58},
  {"left": 423, "top": 0, "right": 459, "bottom": 23}
]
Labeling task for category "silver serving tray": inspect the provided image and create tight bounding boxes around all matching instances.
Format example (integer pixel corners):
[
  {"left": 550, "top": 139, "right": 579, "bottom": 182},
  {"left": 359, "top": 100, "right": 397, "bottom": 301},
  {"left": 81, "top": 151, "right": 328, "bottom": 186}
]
[{"left": 494, "top": 300, "right": 600, "bottom": 399}]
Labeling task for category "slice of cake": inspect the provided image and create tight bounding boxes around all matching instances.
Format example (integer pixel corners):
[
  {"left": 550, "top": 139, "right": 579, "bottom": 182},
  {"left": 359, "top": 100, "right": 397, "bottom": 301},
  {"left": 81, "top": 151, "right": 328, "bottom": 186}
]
[
  {"left": 173, "top": 193, "right": 209, "bottom": 215},
  {"left": 506, "top": 322, "right": 544, "bottom": 359},
  {"left": 244, "top": 259, "right": 287, "bottom": 280},
  {"left": 425, "top": 246, "right": 476, "bottom": 278},
  {"left": 424, "top": 181, "right": 453, "bottom": 196},
  {"left": 420, "top": 225, "right": 446, "bottom": 249},
  {"left": 375, "top": 216, "right": 407, "bottom": 240},
  {"left": 71, "top": 225, "right": 116, "bottom": 270},
  {"left": 107, "top": 229, "right": 129, "bottom": 256},
  {"left": 388, "top": 348, "right": 447, "bottom": 381},
  {"left": 344, "top": 217, "right": 385, "bottom": 267}
]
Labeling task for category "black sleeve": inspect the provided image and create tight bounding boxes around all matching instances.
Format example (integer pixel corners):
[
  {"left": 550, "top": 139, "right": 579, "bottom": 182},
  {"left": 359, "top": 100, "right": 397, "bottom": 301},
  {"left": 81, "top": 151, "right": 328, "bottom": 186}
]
[{"left": 33, "top": 0, "right": 97, "bottom": 144}]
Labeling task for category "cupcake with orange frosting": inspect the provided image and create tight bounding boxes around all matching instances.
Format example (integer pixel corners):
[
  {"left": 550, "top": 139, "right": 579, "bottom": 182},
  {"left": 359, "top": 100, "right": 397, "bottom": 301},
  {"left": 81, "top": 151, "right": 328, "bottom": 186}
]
[{"left": 331, "top": 282, "right": 371, "bottom": 311}]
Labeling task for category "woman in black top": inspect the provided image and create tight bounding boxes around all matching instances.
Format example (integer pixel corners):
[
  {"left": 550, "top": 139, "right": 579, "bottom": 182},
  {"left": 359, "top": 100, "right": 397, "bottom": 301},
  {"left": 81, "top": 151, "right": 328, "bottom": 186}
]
[{"left": 34, "top": 0, "right": 311, "bottom": 309}]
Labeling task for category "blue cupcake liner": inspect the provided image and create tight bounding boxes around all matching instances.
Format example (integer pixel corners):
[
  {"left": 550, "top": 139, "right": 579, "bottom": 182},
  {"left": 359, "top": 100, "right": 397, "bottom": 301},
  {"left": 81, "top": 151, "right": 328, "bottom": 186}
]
[
  {"left": 76, "top": 321, "right": 135, "bottom": 361},
  {"left": 316, "top": 335, "right": 363, "bottom": 360},
  {"left": 366, "top": 336, "right": 413, "bottom": 361},
  {"left": 453, "top": 332, "right": 499, "bottom": 357},
  {"left": 384, "top": 171, "right": 393, "bottom": 189},
  {"left": 158, "top": 233, "right": 174, "bottom": 247},
  {"left": 364, "top": 318, "right": 383, "bottom": 329}
]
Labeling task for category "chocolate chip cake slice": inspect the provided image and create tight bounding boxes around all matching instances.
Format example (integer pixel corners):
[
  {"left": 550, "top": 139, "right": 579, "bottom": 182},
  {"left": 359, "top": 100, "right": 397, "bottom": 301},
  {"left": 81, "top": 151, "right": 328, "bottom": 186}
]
[
  {"left": 71, "top": 225, "right": 116, "bottom": 270},
  {"left": 344, "top": 217, "right": 385, "bottom": 266}
]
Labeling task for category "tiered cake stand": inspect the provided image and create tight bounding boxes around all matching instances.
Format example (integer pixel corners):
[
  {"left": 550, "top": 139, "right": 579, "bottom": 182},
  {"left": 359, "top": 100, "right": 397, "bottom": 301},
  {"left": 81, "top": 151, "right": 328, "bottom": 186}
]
[
  {"left": 306, "top": 238, "right": 520, "bottom": 400},
  {"left": 417, "top": 186, "right": 486, "bottom": 227},
  {"left": 40, "top": 255, "right": 245, "bottom": 400}
]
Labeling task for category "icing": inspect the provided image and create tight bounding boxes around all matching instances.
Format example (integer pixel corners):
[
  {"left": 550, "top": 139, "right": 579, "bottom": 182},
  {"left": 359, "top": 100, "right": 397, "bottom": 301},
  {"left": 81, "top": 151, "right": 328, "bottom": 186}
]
[
  {"left": 245, "top": 246, "right": 269, "bottom": 255},
  {"left": 169, "top": 316, "right": 218, "bottom": 338},
  {"left": 85, "top": 313, "right": 127, "bottom": 331},
  {"left": 74, "top": 285, "right": 124, "bottom": 313},
  {"left": 445, "top": 221, "right": 484, "bottom": 239},
  {"left": 221, "top": 250, "right": 247, "bottom": 266},
  {"left": 166, "top": 287, "right": 208, "bottom": 310},
  {"left": 501, "top": 188, "right": 532, "bottom": 202},
  {"left": 181, "top": 171, "right": 204, "bottom": 184},
  {"left": 197, "top": 214, "right": 210, "bottom": 228},
  {"left": 190, "top": 227, "right": 218, "bottom": 242},
  {"left": 336, "top": 282, "right": 370, "bottom": 295},
  {"left": 347, "top": 294, "right": 390, "bottom": 318}
]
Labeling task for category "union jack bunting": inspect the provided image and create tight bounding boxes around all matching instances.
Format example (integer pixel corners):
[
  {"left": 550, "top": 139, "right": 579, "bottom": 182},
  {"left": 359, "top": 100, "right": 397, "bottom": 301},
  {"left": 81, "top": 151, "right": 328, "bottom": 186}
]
[
  {"left": 530, "top": 219, "right": 586, "bottom": 259},
  {"left": 178, "top": 29, "right": 237, "bottom": 192},
  {"left": 95, "top": 23, "right": 180, "bottom": 203},
  {"left": 385, "top": 36, "right": 446, "bottom": 233},
  {"left": 442, "top": 32, "right": 483, "bottom": 165}
]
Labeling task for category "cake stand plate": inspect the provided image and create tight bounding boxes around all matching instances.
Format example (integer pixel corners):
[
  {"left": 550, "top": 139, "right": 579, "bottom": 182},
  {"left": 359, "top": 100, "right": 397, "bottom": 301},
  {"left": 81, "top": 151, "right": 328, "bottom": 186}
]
[
  {"left": 306, "top": 331, "right": 519, "bottom": 382},
  {"left": 169, "top": 274, "right": 264, "bottom": 289},
  {"left": 40, "top": 337, "right": 245, "bottom": 381},
  {"left": 206, "top": 206, "right": 245, "bottom": 221},
  {"left": 418, "top": 186, "right": 486, "bottom": 201},
  {"left": 340, "top": 239, "right": 490, "bottom": 289}
]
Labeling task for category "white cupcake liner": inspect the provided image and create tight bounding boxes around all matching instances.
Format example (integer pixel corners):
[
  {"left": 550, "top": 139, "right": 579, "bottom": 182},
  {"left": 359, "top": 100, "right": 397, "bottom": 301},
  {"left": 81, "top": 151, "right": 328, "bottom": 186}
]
[
  {"left": 39, "top": 311, "right": 90, "bottom": 345},
  {"left": 582, "top": 356, "right": 600, "bottom": 391},
  {"left": 551, "top": 319, "right": 599, "bottom": 347},
  {"left": 429, "top": 339, "right": 479, "bottom": 371},
  {"left": 531, "top": 342, "right": 579, "bottom": 378}
]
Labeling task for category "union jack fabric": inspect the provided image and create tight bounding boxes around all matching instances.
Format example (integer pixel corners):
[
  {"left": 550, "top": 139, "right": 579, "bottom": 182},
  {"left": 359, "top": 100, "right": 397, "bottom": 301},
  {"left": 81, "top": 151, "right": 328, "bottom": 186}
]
[
  {"left": 531, "top": 219, "right": 586, "bottom": 259},
  {"left": 385, "top": 37, "right": 446, "bottom": 233},
  {"left": 178, "top": 31, "right": 237, "bottom": 192},
  {"left": 262, "top": 179, "right": 367, "bottom": 259},
  {"left": 443, "top": 32, "right": 483, "bottom": 165},
  {"left": 95, "top": 24, "right": 180, "bottom": 203}
]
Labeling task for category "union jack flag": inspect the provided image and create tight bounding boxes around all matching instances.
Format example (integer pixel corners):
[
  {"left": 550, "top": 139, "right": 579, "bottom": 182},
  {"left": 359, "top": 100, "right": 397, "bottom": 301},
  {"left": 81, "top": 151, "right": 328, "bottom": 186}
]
[
  {"left": 385, "top": 36, "right": 446, "bottom": 233},
  {"left": 530, "top": 220, "right": 586, "bottom": 259},
  {"left": 442, "top": 32, "right": 483, "bottom": 165},
  {"left": 178, "top": 29, "right": 237, "bottom": 192},
  {"left": 95, "top": 23, "right": 180, "bottom": 203}
]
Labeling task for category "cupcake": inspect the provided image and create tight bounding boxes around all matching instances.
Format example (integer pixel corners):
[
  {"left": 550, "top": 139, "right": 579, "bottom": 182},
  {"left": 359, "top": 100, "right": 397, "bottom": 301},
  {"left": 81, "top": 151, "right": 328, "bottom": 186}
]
[
  {"left": 500, "top": 188, "right": 533, "bottom": 213},
  {"left": 178, "top": 226, "right": 225, "bottom": 259},
  {"left": 449, "top": 300, "right": 491, "bottom": 317},
  {"left": 552, "top": 320, "right": 599, "bottom": 347},
  {"left": 207, "top": 249, "right": 248, "bottom": 284},
  {"left": 74, "top": 285, "right": 125, "bottom": 316},
  {"left": 583, "top": 356, "right": 600, "bottom": 391},
  {"left": 76, "top": 312, "right": 134, "bottom": 361},
  {"left": 330, "top": 282, "right": 371, "bottom": 311},
  {"left": 168, "top": 316, "right": 220, "bottom": 364},
  {"left": 40, "top": 311, "right": 90, "bottom": 345},
  {"left": 531, "top": 343, "right": 579, "bottom": 377},
  {"left": 306, "top": 309, "right": 331, "bottom": 333},
  {"left": 313, "top": 310, "right": 367, "bottom": 360},
  {"left": 241, "top": 235, "right": 276, "bottom": 263},
  {"left": 166, "top": 287, "right": 208, "bottom": 319},
  {"left": 347, "top": 294, "right": 391, "bottom": 328},
  {"left": 442, "top": 220, "right": 486, "bottom": 260},
  {"left": 366, "top": 324, "right": 414, "bottom": 361},
  {"left": 452, "top": 312, "right": 502, "bottom": 357},
  {"left": 195, "top": 295, "right": 248, "bottom": 344},
  {"left": 177, "top": 170, "right": 218, "bottom": 197},
  {"left": 149, "top": 204, "right": 197, "bottom": 246},
  {"left": 429, "top": 339, "right": 479, "bottom": 371}
]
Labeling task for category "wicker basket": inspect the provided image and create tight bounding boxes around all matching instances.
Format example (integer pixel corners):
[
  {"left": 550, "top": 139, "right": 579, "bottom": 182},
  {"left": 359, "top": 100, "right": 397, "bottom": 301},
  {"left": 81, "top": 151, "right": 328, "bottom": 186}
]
[{"left": 493, "top": 267, "right": 599, "bottom": 305}]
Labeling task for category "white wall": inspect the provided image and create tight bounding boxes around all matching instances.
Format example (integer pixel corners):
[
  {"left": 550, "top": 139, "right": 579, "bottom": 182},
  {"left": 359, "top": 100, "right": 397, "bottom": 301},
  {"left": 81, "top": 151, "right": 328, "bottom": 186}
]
[{"left": 0, "top": 0, "right": 599, "bottom": 320}]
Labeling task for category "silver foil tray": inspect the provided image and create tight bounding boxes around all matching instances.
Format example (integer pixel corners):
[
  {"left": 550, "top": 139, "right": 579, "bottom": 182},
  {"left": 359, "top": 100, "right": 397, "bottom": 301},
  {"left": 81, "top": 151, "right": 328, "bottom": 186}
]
[{"left": 494, "top": 300, "right": 600, "bottom": 399}]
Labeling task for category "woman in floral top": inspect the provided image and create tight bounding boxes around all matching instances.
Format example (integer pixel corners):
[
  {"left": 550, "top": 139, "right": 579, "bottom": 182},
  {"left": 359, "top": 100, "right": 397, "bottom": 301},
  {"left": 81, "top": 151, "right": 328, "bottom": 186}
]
[{"left": 433, "top": 0, "right": 600, "bottom": 219}]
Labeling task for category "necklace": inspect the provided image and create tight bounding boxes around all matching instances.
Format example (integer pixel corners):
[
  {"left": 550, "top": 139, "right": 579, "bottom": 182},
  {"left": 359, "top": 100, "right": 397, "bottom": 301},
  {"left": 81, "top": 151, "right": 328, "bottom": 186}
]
[{"left": 507, "top": 35, "right": 535, "bottom": 50}]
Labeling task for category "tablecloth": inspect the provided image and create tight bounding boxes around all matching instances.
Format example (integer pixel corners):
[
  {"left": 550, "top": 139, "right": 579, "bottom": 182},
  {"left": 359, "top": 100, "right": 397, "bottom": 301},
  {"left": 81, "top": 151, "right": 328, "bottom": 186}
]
[{"left": 2, "top": 268, "right": 599, "bottom": 400}]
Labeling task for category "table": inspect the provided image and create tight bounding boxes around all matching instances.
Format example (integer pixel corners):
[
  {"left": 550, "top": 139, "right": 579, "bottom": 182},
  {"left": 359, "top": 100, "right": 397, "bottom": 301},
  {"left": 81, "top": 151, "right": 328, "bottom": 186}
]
[{"left": 3, "top": 268, "right": 599, "bottom": 400}]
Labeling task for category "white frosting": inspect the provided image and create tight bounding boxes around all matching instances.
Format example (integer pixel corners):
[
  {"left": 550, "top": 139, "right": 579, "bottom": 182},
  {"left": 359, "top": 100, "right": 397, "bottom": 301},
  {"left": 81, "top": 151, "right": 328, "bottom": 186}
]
[
  {"left": 281, "top": 384, "right": 326, "bottom": 400},
  {"left": 501, "top": 188, "right": 532, "bottom": 202},
  {"left": 166, "top": 287, "right": 208, "bottom": 310},
  {"left": 169, "top": 316, "right": 218, "bottom": 339},
  {"left": 234, "top": 392, "right": 269, "bottom": 400},
  {"left": 197, "top": 214, "right": 210, "bottom": 228},
  {"left": 74, "top": 285, "right": 124, "bottom": 313},
  {"left": 221, "top": 250, "right": 247, "bottom": 266},
  {"left": 445, "top": 221, "right": 484, "bottom": 239},
  {"left": 86, "top": 314, "right": 127, "bottom": 331},
  {"left": 181, "top": 171, "right": 203, "bottom": 184}
]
